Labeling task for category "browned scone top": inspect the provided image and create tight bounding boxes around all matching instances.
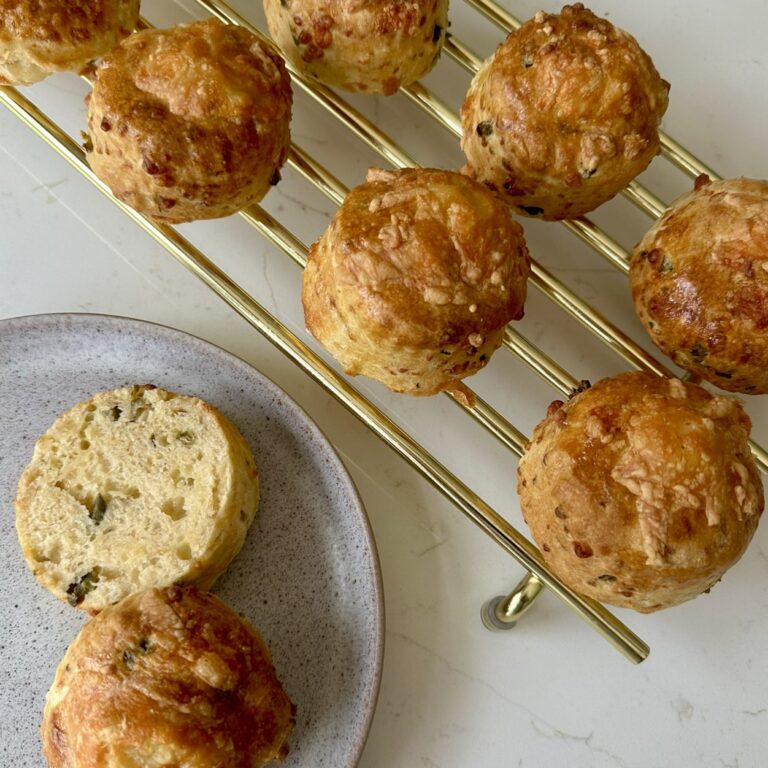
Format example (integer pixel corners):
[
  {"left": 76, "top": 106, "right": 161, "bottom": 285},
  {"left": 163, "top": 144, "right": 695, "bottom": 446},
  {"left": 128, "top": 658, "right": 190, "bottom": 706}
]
[
  {"left": 631, "top": 176, "right": 768, "bottom": 394},
  {"left": 517, "top": 372, "right": 763, "bottom": 612},
  {"left": 263, "top": 0, "right": 448, "bottom": 95},
  {"left": 0, "top": 0, "right": 139, "bottom": 85},
  {"left": 302, "top": 167, "right": 530, "bottom": 399},
  {"left": 42, "top": 586, "right": 295, "bottom": 768},
  {"left": 460, "top": 3, "right": 669, "bottom": 220},
  {"left": 86, "top": 19, "right": 292, "bottom": 223}
]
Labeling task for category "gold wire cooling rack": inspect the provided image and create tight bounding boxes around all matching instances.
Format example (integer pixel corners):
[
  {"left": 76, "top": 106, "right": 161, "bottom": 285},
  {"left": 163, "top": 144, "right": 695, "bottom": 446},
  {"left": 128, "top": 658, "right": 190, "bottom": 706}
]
[{"left": 2, "top": 0, "right": 766, "bottom": 665}]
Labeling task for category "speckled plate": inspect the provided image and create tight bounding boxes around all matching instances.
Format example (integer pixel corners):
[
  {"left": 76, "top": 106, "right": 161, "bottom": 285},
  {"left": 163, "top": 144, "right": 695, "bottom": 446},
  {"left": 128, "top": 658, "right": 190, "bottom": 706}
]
[{"left": 0, "top": 313, "right": 383, "bottom": 767}]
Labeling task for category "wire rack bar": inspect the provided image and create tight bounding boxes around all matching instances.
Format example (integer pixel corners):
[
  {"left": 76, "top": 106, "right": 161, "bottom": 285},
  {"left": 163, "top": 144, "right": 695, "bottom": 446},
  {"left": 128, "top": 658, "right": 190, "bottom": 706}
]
[
  {"left": 625, "top": 181, "right": 666, "bottom": 220},
  {"left": 527, "top": 263, "right": 671, "bottom": 377},
  {"left": 450, "top": 391, "right": 529, "bottom": 456},
  {"left": 463, "top": 0, "right": 523, "bottom": 30},
  {"left": 0, "top": 83, "right": 650, "bottom": 664},
  {"left": 560, "top": 219, "right": 629, "bottom": 274},
  {"left": 503, "top": 328, "right": 579, "bottom": 396},
  {"left": 287, "top": 145, "right": 346, "bottom": 206},
  {"left": 240, "top": 205, "right": 308, "bottom": 265},
  {"left": 658, "top": 133, "right": 721, "bottom": 181},
  {"left": 749, "top": 439, "right": 768, "bottom": 472}
]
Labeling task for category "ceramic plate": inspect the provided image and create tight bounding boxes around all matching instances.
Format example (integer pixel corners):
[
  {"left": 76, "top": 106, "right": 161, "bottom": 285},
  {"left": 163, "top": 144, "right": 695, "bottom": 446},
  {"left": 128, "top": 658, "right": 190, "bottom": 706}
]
[{"left": 0, "top": 313, "right": 384, "bottom": 767}]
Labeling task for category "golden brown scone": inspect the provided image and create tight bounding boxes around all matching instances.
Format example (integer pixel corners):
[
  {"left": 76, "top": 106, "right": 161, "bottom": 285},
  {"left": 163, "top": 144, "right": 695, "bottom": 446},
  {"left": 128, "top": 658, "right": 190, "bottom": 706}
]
[
  {"left": 302, "top": 167, "right": 531, "bottom": 398},
  {"left": 460, "top": 3, "right": 669, "bottom": 220},
  {"left": 517, "top": 372, "right": 763, "bottom": 613},
  {"left": 0, "top": 0, "right": 139, "bottom": 85},
  {"left": 42, "top": 586, "right": 295, "bottom": 768},
  {"left": 263, "top": 0, "right": 448, "bottom": 95},
  {"left": 86, "top": 19, "right": 292, "bottom": 223},
  {"left": 15, "top": 385, "right": 259, "bottom": 613},
  {"left": 631, "top": 176, "right": 768, "bottom": 394}
]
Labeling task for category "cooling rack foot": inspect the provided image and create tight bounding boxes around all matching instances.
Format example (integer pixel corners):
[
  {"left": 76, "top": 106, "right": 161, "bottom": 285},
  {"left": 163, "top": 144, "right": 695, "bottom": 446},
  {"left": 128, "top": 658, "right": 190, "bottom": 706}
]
[{"left": 481, "top": 572, "right": 544, "bottom": 631}]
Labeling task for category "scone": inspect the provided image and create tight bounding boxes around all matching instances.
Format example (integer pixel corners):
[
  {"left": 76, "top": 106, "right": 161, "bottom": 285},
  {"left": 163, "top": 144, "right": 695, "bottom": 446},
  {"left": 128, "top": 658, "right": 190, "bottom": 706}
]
[
  {"left": 263, "top": 0, "right": 448, "bottom": 95},
  {"left": 460, "top": 3, "right": 669, "bottom": 220},
  {"left": 86, "top": 18, "right": 293, "bottom": 223},
  {"left": 0, "top": 0, "right": 139, "bottom": 85},
  {"left": 42, "top": 586, "right": 295, "bottom": 768},
  {"left": 15, "top": 385, "right": 259, "bottom": 613},
  {"left": 631, "top": 175, "right": 768, "bottom": 394},
  {"left": 517, "top": 372, "right": 763, "bottom": 612},
  {"left": 302, "top": 167, "right": 531, "bottom": 399}
]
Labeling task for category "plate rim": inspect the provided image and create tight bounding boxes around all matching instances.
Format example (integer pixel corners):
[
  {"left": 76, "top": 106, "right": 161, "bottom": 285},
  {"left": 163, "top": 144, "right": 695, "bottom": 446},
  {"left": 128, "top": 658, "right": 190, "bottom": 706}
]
[{"left": 0, "top": 310, "right": 385, "bottom": 768}]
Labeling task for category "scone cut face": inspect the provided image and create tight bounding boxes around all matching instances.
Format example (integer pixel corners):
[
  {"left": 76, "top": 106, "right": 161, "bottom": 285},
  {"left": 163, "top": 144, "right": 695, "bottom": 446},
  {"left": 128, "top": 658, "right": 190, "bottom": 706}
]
[
  {"left": 517, "top": 372, "right": 763, "bottom": 613},
  {"left": 302, "top": 167, "right": 531, "bottom": 399},
  {"left": 0, "top": 0, "right": 139, "bottom": 85},
  {"left": 15, "top": 385, "right": 259, "bottom": 613},
  {"left": 42, "top": 586, "right": 295, "bottom": 768},
  {"left": 263, "top": 0, "right": 449, "bottom": 95},
  {"left": 631, "top": 175, "right": 768, "bottom": 394},
  {"left": 460, "top": 3, "right": 669, "bottom": 220},
  {"left": 86, "top": 18, "right": 293, "bottom": 223}
]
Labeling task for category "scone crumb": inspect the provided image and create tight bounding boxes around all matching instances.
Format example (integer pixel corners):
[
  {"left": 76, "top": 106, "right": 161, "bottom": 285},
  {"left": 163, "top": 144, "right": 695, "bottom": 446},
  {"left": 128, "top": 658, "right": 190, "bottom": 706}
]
[
  {"left": 194, "top": 651, "right": 238, "bottom": 690},
  {"left": 468, "top": 333, "right": 484, "bottom": 348},
  {"left": 668, "top": 377, "right": 687, "bottom": 399}
]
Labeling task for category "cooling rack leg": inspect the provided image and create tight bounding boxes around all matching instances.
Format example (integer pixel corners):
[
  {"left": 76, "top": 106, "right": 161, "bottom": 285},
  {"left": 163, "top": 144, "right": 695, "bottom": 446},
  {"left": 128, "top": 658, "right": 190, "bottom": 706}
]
[{"left": 481, "top": 572, "right": 544, "bottom": 631}]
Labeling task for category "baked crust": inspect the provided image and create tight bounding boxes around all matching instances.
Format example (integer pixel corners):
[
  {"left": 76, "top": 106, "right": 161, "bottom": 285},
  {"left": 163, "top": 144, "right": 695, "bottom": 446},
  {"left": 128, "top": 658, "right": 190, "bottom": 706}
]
[
  {"left": 517, "top": 372, "right": 763, "bottom": 612},
  {"left": 15, "top": 385, "right": 259, "bottom": 613},
  {"left": 460, "top": 3, "right": 669, "bottom": 220},
  {"left": 42, "top": 586, "right": 295, "bottom": 768},
  {"left": 302, "top": 167, "right": 530, "bottom": 397},
  {"left": 0, "top": 0, "right": 139, "bottom": 85},
  {"left": 630, "top": 176, "right": 768, "bottom": 394},
  {"left": 86, "top": 19, "right": 292, "bottom": 223},
  {"left": 263, "top": 0, "right": 448, "bottom": 95}
]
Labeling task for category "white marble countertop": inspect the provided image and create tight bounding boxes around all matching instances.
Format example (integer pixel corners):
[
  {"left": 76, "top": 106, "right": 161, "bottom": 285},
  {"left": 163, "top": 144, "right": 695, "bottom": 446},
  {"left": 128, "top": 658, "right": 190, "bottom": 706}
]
[{"left": 2, "top": 1, "right": 768, "bottom": 766}]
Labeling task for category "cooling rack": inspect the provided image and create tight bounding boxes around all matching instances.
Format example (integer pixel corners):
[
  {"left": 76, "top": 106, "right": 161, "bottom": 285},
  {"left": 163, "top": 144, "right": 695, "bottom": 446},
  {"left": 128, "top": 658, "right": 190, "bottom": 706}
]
[{"left": 2, "top": 0, "right": 765, "bottom": 667}]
